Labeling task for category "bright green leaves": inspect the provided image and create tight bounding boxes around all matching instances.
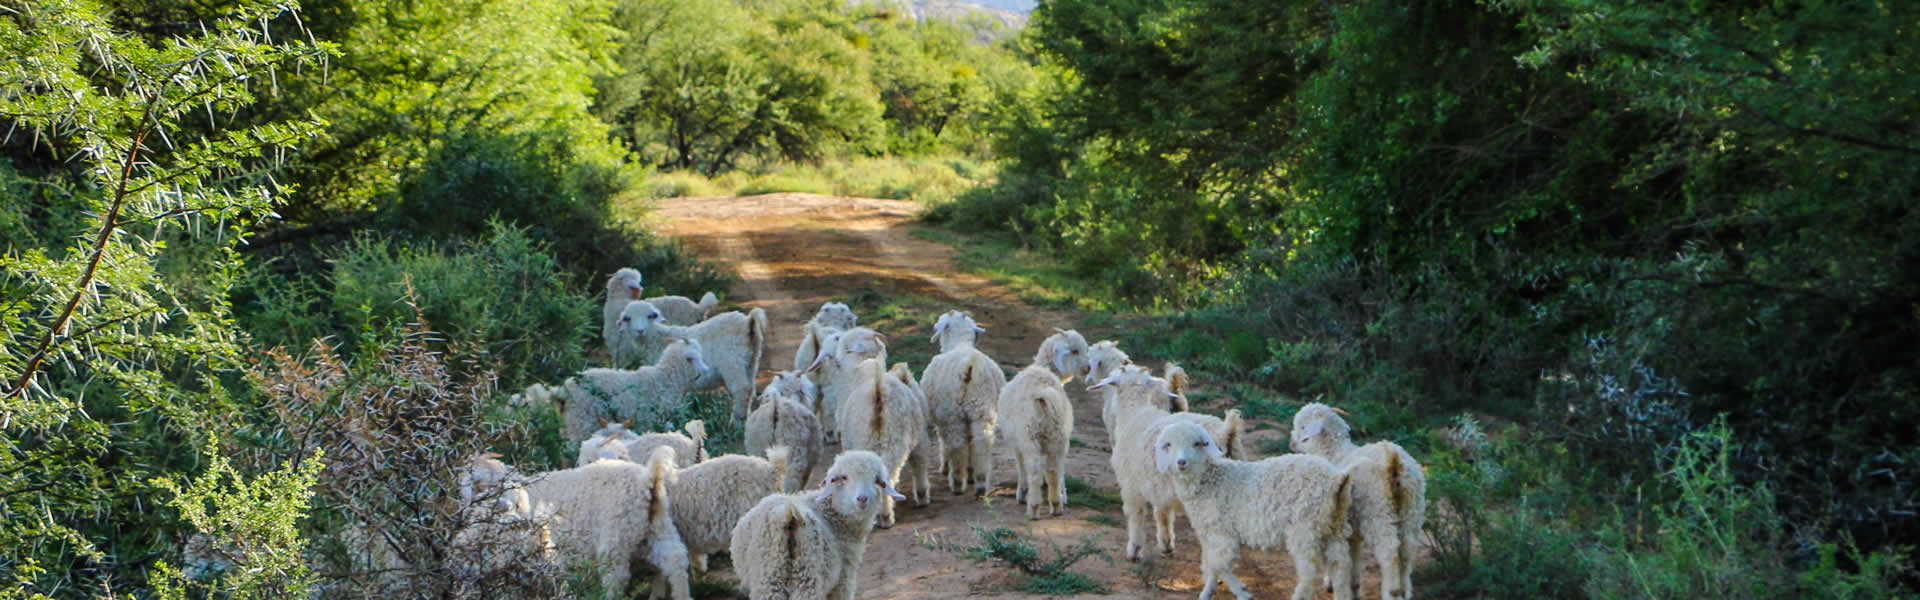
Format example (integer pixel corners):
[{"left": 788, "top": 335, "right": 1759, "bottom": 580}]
[
  {"left": 152, "top": 436, "right": 323, "bottom": 600},
  {"left": 1, "top": 0, "right": 328, "bottom": 593},
  {"left": 593, "top": 0, "right": 1036, "bottom": 173},
  {"left": 597, "top": 0, "right": 881, "bottom": 173}
]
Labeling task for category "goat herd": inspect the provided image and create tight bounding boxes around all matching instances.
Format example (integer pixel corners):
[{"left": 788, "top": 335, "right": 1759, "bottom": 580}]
[{"left": 452, "top": 267, "right": 1427, "bottom": 600}]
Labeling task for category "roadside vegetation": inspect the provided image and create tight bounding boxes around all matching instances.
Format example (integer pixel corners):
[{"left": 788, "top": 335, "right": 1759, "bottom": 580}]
[
  {"left": 4, "top": 0, "right": 1913, "bottom": 597},
  {"left": 1, "top": 0, "right": 1020, "bottom": 596},
  {"left": 926, "top": 0, "right": 1920, "bottom": 596}
]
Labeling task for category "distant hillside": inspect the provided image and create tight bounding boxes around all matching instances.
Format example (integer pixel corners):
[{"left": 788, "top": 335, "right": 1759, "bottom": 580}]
[
  {"left": 859, "top": 0, "right": 1032, "bottom": 34},
  {"left": 959, "top": 0, "right": 1035, "bottom": 13}
]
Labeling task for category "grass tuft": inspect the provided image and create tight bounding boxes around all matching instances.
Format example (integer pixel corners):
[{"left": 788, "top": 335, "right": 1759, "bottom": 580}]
[
  {"left": 926, "top": 526, "right": 1110, "bottom": 596},
  {"left": 1084, "top": 513, "right": 1124, "bottom": 528},
  {"left": 1063, "top": 476, "right": 1123, "bottom": 512},
  {"left": 910, "top": 227, "right": 1127, "bottom": 312}
]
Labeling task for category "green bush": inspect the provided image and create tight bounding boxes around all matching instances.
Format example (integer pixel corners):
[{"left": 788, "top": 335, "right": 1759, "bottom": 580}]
[
  {"left": 242, "top": 222, "right": 593, "bottom": 392},
  {"left": 381, "top": 131, "right": 728, "bottom": 296},
  {"left": 1581, "top": 418, "right": 1908, "bottom": 600}
]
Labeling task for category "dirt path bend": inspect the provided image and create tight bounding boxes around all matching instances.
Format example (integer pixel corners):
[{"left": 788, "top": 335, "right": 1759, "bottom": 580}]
[{"left": 652, "top": 193, "right": 1353, "bottom": 600}]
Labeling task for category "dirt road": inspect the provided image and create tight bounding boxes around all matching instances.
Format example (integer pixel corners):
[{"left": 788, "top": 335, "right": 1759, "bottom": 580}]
[{"left": 651, "top": 193, "right": 1359, "bottom": 599}]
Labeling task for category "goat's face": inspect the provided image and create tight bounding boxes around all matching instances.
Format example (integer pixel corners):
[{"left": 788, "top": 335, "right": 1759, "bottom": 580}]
[
  {"left": 619, "top": 300, "right": 666, "bottom": 337},
  {"left": 1085, "top": 340, "right": 1129, "bottom": 381},
  {"left": 1101, "top": 364, "right": 1175, "bottom": 404},
  {"left": 594, "top": 439, "right": 633, "bottom": 462},
  {"left": 608, "top": 268, "right": 643, "bottom": 300},
  {"left": 931, "top": 310, "right": 986, "bottom": 347},
  {"left": 767, "top": 371, "right": 816, "bottom": 404},
  {"left": 1155, "top": 422, "right": 1223, "bottom": 474},
  {"left": 816, "top": 302, "right": 858, "bottom": 330},
  {"left": 1289, "top": 403, "right": 1347, "bottom": 453},
  {"left": 814, "top": 450, "right": 903, "bottom": 520},
  {"left": 665, "top": 338, "right": 711, "bottom": 377},
  {"left": 1048, "top": 329, "right": 1093, "bottom": 380}
]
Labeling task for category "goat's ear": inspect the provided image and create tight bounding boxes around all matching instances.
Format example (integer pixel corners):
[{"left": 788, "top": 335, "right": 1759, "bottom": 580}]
[
  {"left": 974, "top": 325, "right": 987, "bottom": 334},
  {"left": 485, "top": 452, "right": 503, "bottom": 459},
  {"left": 1331, "top": 406, "right": 1350, "bottom": 416},
  {"left": 813, "top": 477, "right": 840, "bottom": 503},
  {"left": 1053, "top": 327, "right": 1067, "bottom": 335},
  {"left": 598, "top": 416, "right": 610, "bottom": 427},
  {"left": 1295, "top": 421, "right": 1325, "bottom": 444},
  {"left": 1086, "top": 373, "right": 1119, "bottom": 391},
  {"left": 622, "top": 418, "right": 634, "bottom": 428},
  {"left": 1154, "top": 441, "right": 1178, "bottom": 473}
]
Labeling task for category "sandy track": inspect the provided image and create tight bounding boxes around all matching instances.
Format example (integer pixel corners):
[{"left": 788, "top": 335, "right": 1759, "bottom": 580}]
[{"left": 650, "top": 193, "right": 1364, "bottom": 600}]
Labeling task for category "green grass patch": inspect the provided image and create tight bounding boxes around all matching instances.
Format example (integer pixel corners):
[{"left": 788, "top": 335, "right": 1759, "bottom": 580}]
[
  {"left": 642, "top": 170, "right": 726, "bottom": 199},
  {"left": 638, "top": 156, "right": 989, "bottom": 204},
  {"left": 737, "top": 173, "right": 833, "bottom": 196},
  {"left": 1084, "top": 513, "right": 1124, "bottom": 528},
  {"left": 910, "top": 227, "right": 1127, "bottom": 312},
  {"left": 925, "top": 526, "right": 1110, "bottom": 596},
  {"left": 1064, "top": 476, "right": 1123, "bottom": 512}
]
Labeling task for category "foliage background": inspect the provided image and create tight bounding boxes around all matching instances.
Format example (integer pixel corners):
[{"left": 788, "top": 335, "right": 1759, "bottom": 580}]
[
  {"left": 4, "top": 0, "right": 1914, "bottom": 596},
  {"left": 941, "top": 0, "right": 1918, "bottom": 594}
]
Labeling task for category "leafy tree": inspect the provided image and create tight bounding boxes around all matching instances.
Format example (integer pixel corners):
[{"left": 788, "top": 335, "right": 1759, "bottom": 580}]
[
  {"left": 596, "top": 0, "right": 882, "bottom": 174},
  {"left": 260, "top": 0, "right": 627, "bottom": 221},
  {"left": 970, "top": 0, "right": 1920, "bottom": 581},
  {"left": 1, "top": 0, "right": 329, "bottom": 594}
]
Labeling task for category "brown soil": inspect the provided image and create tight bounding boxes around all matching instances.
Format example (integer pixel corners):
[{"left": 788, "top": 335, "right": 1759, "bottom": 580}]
[{"left": 649, "top": 193, "right": 1391, "bottom": 599}]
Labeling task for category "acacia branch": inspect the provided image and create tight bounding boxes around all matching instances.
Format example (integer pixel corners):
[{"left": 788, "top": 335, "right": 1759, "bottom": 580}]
[{"left": 5, "top": 58, "right": 196, "bottom": 401}]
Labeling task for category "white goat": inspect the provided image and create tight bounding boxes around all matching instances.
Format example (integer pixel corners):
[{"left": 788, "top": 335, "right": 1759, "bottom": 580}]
[
  {"left": 1091, "top": 364, "right": 1246, "bottom": 560},
  {"left": 728, "top": 451, "right": 904, "bottom": 600},
  {"left": 648, "top": 447, "right": 792, "bottom": 599},
  {"left": 794, "top": 302, "right": 859, "bottom": 374},
  {"left": 553, "top": 338, "right": 711, "bottom": 441},
  {"left": 745, "top": 388, "right": 825, "bottom": 494},
  {"left": 465, "top": 448, "right": 694, "bottom": 600},
  {"left": 617, "top": 300, "right": 770, "bottom": 423},
  {"left": 804, "top": 326, "right": 887, "bottom": 443},
  {"left": 1292, "top": 403, "right": 1427, "bottom": 600},
  {"left": 920, "top": 310, "right": 1006, "bottom": 496},
  {"left": 1156, "top": 422, "right": 1354, "bottom": 600},
  {"left": 834, "top": 358, "right": 929, "bottom": 528}
]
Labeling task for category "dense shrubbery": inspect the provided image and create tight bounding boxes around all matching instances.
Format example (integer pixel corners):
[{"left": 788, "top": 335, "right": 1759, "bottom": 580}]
[
  {"left": 0, "top": 0, "right": 717, "bottom": 596},
  {"left": 241, "top": 223, "right": 597, "bottom": 393},
  {"left": 246, "top": 321, "right": 564, "bottom": 599},
  {"left": 958, "top": 0, "right": 1920, "bottom": 592}
]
